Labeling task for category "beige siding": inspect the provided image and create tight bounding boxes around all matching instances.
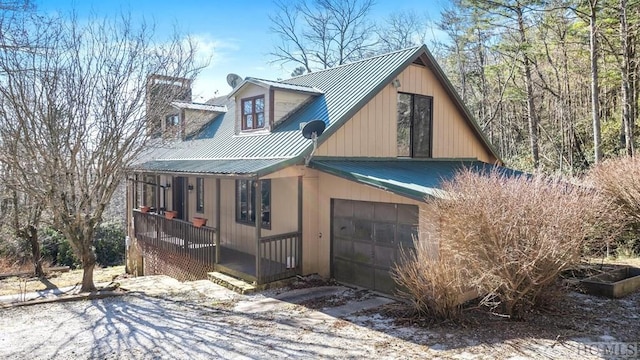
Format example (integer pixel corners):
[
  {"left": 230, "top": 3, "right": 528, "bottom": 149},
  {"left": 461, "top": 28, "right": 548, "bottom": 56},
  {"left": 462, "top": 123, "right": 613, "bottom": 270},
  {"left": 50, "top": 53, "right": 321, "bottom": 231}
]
[
  {"left": 233, "top": 84, "right": 271, "bottom": 133},
  {"left": 302, "top": 171, "right": 435, "bottom": 277},
  {"left": 315, "top": 64, "right": 495, "bottom": 163},
  {"left": 183, "top": 109, "right": 217, "bottom": 137},
  {"left": 216, "top": 177, "right": 300, "bottom": 255},
  {"left": 273, "top": 90, "right": 311, "bottom": 126}
]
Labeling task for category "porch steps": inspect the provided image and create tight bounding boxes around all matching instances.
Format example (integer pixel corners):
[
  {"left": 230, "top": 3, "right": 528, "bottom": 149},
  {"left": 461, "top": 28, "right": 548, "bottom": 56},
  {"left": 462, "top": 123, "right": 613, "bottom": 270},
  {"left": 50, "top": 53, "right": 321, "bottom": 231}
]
[{"left": 207, "top": 272, "right": 256, "bottom": 294}]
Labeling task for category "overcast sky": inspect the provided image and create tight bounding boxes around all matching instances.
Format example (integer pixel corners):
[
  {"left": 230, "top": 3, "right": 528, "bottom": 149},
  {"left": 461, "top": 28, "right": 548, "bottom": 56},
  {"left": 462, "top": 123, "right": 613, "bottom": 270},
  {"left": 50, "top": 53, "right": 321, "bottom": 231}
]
[{"left": 36, "top": 0, "right": 448, "bottom": 101}]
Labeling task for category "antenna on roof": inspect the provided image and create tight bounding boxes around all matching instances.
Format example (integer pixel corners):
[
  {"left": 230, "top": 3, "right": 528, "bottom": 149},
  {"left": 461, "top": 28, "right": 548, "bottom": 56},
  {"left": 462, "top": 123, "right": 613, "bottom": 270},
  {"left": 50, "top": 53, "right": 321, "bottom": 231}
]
[
  {"left": 301, "top": 119, "right": 326, "bottom": 166},
  {"left": 226, "top": 73, "right": 242, "bottom": 89}
]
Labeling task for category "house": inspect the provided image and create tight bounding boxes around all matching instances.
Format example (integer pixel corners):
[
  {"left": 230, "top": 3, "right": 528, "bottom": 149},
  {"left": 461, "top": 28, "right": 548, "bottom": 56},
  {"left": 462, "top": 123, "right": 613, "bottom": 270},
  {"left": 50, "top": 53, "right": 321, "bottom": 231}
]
[{"left": 126, "top": 45, "right": 504, "bottom": 293}]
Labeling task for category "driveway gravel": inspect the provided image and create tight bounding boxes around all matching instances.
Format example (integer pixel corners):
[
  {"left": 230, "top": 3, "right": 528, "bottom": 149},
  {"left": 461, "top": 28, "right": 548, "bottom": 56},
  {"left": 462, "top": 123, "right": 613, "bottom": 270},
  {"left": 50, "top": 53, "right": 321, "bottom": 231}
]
[{"left": 0, "top": 275, "right": 637, "bottom": 359}]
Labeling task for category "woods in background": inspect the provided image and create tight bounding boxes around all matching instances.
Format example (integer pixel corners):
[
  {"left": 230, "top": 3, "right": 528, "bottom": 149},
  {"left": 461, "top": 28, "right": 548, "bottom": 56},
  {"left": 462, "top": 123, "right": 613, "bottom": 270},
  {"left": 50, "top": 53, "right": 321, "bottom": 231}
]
[{"left": 271, "top": 0, "right": 640, "bottom": 174}]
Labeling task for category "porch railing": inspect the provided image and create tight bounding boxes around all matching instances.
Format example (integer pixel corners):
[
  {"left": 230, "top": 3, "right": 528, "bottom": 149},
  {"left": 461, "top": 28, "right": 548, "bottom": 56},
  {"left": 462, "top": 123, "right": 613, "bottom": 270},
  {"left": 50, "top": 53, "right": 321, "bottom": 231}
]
[
  {"left": 132, "top": 210, "right": 217, "bottom": 266},
  {"left": 258, "top": 231, "right": 302, "bottom": 284}
]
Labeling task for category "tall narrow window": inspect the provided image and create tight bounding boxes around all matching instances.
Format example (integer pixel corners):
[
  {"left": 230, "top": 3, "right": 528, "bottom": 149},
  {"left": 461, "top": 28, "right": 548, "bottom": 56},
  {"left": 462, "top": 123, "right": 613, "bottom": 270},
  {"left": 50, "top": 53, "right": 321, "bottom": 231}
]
[
  {"left": 397, "top": 93, "right": 433, "bottom": 157},
  {"left": 142, "top": 174, "right": 157, "bottom": 210},
  {"left": 241, "top": 96, "right": 266, "bottom": 130},
  {"left": 236, "top": 179, "right": 271, "bottom": 228},
  {"left": 196, "top": 177, "right": 204, "bottom": 213}
]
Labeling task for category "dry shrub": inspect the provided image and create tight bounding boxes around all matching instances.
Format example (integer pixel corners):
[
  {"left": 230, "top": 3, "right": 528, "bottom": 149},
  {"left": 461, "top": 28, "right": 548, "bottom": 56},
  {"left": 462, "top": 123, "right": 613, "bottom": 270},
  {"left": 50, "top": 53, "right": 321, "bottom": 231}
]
[
  {"left": 392, "top": 241, "right": 471, "bottom": 320},
  {"left": 396, "top": 169, "right": 617, "bottom": 321},
  {"left": 590, "top": 156, "right": 640, "bottom": 256}
]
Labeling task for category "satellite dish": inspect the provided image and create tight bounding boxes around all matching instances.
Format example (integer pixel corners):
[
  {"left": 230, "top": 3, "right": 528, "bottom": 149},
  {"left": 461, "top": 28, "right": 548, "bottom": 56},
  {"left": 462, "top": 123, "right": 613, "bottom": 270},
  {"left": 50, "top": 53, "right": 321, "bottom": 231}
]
[
  {"left": 302, "top": 119, "right": 326, "bottom": 139},
  {"left": 226, "top": 73, "right": 242, "bottom": 88}
]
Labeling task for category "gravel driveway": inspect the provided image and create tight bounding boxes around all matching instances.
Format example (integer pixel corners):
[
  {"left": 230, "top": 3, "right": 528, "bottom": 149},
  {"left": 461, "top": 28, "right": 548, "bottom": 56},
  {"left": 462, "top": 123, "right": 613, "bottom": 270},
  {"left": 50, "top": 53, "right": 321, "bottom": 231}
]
[{"left": 0, "top": 276, "right": 636, "bottom": 359}]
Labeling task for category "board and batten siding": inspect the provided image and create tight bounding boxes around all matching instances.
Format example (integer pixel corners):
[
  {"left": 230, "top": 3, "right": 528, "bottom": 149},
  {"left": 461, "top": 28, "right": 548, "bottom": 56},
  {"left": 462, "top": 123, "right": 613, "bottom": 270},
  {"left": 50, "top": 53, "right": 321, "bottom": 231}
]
[
  {"left": 215, "top": 177, "right": 299, "bottom": 255},
  {"left": 301, "top": 170, "right": 437, "bottom": 277},
  {"left": 273, "top": 90, "right": 311, "bottom": 126},
  {"left": 314, "top": 64, "right": 495, "bottom": 163}
]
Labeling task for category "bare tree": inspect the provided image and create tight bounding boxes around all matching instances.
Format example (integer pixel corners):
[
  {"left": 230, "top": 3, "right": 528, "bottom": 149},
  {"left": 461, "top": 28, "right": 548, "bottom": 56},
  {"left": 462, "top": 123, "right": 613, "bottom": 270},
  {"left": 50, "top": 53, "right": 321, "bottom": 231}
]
[
  {"left": 269, "top": 0, "right": 376, "bottom": 72},
  {"left": 377, "top": 10, "right": 426, "bottom": 52},
  {"left": 0, "top": 13, "right": 200, "bottom": 291}
]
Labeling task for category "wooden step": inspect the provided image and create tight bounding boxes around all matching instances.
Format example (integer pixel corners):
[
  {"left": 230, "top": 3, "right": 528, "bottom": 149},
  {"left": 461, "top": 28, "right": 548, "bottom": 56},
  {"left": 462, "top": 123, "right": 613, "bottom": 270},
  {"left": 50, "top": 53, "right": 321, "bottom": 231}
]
[{"left": 207, "top": 271, "right": 256, "bottom": 294}]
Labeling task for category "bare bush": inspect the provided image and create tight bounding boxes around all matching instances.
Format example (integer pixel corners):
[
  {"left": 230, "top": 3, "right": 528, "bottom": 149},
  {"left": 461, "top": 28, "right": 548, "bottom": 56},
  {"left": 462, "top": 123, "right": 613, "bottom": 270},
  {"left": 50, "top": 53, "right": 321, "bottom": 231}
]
[
  {"left": 396, "top": 169, "right": 618, "bottom": 321},
  {"left": 393, "top": 241, "right": 472, "bottom": 320},
  {"left": 590, "top": 156, "right": 640, "bottom": 256}
]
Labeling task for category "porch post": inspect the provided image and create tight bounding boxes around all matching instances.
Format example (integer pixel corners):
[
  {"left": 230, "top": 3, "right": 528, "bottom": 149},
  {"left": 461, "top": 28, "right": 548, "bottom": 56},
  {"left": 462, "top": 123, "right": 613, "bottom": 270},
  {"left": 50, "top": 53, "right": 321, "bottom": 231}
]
[
  {"left": 255, "top": 179, "right": 262, "bottom": 283},
  {"left": 297, "top": 176, "right": 303, "bottom": 272},
  {"left": 215, "top": 178, "right": 221, "bottom": 264}
]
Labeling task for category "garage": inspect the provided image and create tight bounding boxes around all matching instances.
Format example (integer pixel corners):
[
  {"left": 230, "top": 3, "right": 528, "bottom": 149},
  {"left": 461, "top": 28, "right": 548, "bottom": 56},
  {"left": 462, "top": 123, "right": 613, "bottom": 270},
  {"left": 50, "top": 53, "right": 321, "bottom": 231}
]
[{"left": 331, "top": 199, "right": 419, "bottom": 294}]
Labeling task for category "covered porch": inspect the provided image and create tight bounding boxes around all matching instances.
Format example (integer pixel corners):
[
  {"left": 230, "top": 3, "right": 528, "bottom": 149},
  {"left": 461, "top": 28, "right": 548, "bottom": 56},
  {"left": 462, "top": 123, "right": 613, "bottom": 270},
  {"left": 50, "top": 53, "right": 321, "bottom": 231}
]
[{"left": 130, "top": 170, "right": 303, "bottom": 284}]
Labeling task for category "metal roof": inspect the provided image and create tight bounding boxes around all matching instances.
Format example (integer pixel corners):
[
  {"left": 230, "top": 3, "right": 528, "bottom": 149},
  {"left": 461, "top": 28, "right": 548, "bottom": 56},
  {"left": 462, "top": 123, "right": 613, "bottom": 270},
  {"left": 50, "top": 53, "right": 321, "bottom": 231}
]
[
  {"left": 133, "top": 45, "right": 501, "bottom": 176},
  {"left": 171, "top": 101, "right": 227, "bottom": 112},
  {"left": 132, "top": 158, "right": 290, "bottom": 176},
  {"left": 310, "top": 158, "right": 523, "bottom": 201}
]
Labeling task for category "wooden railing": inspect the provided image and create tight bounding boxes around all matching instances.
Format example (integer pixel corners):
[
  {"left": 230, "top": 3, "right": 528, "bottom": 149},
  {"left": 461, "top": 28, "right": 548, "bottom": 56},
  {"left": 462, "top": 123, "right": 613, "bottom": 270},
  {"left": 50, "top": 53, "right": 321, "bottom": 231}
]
[
  {"left": 133, "top": 210, "right": 217, "bottom": 266},
  {"left": 258, "top": 231, "right": 302, "bottom": 284}
]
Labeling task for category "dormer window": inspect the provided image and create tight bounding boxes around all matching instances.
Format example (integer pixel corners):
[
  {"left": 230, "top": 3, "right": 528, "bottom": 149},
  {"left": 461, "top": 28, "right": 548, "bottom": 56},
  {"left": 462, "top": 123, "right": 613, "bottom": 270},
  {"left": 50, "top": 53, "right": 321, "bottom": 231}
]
[
  {"left": 166, "top": 114, "right": 179, "bottom": 127},
  {"left": 241, "top": 95, "right": 265, "bottom": 130}
]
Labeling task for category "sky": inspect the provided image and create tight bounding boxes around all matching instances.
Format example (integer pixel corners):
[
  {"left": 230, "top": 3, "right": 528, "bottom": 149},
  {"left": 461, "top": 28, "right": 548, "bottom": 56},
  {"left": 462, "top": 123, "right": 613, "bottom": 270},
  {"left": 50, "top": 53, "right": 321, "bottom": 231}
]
[{"left": 36, "top": 0, "right": 448, "bottom": 102}]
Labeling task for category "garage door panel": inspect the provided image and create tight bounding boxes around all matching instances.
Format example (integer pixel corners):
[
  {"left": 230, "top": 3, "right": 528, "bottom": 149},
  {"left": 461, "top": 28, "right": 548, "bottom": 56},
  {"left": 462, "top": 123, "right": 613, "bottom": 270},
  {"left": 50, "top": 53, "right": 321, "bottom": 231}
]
[
  {"left": 374, "top": 222, "right": 395, "bottom": 244},
  {"left": 333, "top": 217, "right": 354, "bottom": 237},
  {"left": 334, "top": 199, "right": 353, "bottom": 217},
  {"left": 353, "top": 219, "right": 373, "bottom": 241},
  {"left": 352, "top": 263, "right": 375, "bottom": 289},
  {"left": 352, "top": 241, "right": 373, "bottom": 264},
  {"left": 374, "top": 268, "right": 396, "bottom": 294},
  {"left": 374, "top": 245, "right": 397, "bottom": 268},
  {"left": 374, "top": 203, "right": 396, "bottom": 221},
  {"left": 333, "top": 238, "right": 353, "bottom": 260},
  {"left": 333, "top": 258, "right": 355, "bottom": 283},
  {"left": 353, "top": 201, "right": 374, "bottom": 219},
  {"left": 397, "top": 224, "right": 418, "bottom": 248}
]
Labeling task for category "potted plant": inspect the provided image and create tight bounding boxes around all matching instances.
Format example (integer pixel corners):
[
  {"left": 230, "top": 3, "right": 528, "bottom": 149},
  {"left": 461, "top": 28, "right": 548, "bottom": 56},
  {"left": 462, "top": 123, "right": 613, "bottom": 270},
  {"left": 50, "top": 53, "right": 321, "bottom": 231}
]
[
  {"left": 165, "top": 210, "right": 178, "bottom": 219},
  {"left": 192, "top": 217, "right": 207, "bottom": 228},
  {"left": 139, "top": 205, "right": 151, "bottom": 213}
]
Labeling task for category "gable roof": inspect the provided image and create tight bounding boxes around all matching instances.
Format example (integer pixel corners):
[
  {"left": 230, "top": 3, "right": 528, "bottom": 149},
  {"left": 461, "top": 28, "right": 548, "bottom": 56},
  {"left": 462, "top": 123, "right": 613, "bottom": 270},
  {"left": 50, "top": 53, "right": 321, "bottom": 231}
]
[
  {"left": 228, "top": 77, "right": 324, "bottom": 97},
  {"left": 133, "top": 45, "right": 501, "bottom": 176}
]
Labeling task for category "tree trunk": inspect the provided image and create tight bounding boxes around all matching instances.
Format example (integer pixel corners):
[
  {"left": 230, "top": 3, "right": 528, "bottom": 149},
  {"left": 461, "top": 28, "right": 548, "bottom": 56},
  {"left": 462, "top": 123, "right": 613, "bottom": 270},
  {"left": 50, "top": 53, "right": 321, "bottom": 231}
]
[
  {"left": 80, "top": 248, "right": 97, "bottom": 292},
  {"left": 590, "top": 0, "right": 602, "bottom": 163},
  {"left": 517, "top": 8, "right": 539, "bottom": 169},
  {"left": 27, "top": 225, "right": 44, "bottom": 277},
  {"left": 620, "top": 0, "right": 633, "bottom": 156}
]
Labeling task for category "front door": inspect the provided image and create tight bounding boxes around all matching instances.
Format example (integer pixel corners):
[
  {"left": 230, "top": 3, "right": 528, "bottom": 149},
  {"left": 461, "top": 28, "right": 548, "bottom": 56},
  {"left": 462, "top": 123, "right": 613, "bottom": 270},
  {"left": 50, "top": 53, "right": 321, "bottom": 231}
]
[{"left": 172, "top": 176, "right": 187, "bottom": 220}]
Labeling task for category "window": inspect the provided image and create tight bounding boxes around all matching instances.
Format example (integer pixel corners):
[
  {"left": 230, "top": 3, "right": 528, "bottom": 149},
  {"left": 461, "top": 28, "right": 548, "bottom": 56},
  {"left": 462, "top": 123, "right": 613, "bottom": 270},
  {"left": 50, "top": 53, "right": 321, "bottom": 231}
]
[
  {"left": 397, "top": 93, "right": 433, "bottom": 157},
  {"left": 165, "top": 114, "right": 179, "bottom": 127},
  {"left": 196, "top": 177, "right": 204, "bottom": 213},
  {"left": 236, "top": 179, "right": 271, "bottom": 228},
  {"left": 241, "top": 96, "right": 265, "bottom": 130},
  {"left": 142, "top": 174, "right": 157, "bottom": 209}
]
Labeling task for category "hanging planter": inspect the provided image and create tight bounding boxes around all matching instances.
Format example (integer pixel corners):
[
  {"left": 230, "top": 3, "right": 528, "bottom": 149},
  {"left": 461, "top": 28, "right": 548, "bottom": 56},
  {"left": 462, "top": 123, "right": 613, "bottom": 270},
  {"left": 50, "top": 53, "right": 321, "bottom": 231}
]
[
  {"left": 165, "top": 210, "right": 178, "bottom": 219},
  {"left": 139, "top": 205, "right": 151, "bottom": 213},
  {"left": 192, "top": 217, "right": 207, "bottom": 228}
]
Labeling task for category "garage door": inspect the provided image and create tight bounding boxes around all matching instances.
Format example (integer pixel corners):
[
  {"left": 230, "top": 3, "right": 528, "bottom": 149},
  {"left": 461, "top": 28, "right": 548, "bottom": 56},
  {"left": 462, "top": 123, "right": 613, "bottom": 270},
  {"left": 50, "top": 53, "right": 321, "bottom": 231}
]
[{"left": 331, "top": 199, "right": 419, "bottom": 294}]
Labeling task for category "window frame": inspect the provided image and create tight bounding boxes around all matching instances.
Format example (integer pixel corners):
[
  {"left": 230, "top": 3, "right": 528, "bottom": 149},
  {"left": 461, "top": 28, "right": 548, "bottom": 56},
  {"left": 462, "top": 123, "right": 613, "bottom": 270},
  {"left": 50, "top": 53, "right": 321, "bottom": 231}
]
[
  {"left": 196, "top": 177, "right": 204, "bottom": 213},
  {"left": 235, "top": 179, "right": 271, "bottom": 229},
  {"left": 241, "top": 95, "right": 266, "bottom": 130},
  {"left": 397, "top": 92, "right": 433, "bottom": 158}
]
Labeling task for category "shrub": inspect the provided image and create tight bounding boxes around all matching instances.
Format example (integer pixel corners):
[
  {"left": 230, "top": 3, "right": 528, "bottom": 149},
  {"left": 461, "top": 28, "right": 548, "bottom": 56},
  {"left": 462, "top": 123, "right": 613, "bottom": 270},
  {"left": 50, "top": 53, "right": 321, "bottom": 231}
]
[
  {"left": 94, "top": 222, "right": 125, "bottom": 267},
  {"left": 590, "top": 156, "right": 640, "bottom": 256},
  {"left": 395, "top": 169, "right": 618, "bottom": 321},
  {"left": 393, "top": 240, "right": 472, "bottom": 320}
]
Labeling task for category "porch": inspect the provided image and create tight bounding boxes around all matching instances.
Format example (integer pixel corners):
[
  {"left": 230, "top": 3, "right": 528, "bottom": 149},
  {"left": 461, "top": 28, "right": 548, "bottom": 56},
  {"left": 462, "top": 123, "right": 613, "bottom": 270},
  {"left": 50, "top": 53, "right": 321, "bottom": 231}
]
[{"left": 132, "top": 210, "right": 302, "bottom": 284}]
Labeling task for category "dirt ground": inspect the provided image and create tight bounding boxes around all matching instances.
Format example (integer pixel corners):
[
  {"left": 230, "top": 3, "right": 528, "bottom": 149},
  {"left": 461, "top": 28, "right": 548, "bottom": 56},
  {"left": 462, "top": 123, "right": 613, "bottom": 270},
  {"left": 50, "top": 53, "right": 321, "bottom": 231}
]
[
  {"left": 0, "top": 266, "right": 125, "bottom": 296},
  {"left": 0, "top": 264, "right": 639, "bottom": 359}
]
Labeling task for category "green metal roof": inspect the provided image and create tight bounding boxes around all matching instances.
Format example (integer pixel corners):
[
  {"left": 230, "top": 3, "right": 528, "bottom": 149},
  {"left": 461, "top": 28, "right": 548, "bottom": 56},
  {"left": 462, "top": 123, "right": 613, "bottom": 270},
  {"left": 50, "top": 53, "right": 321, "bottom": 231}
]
[
  {"left": 310, "top": 158, "right": 522, "bottom": 202},
  {"left": 132, "top": 158, "right": 292, "bottom": 177},
  {"left": 133, "top": 45, "right": 502, "bottom": 175}
]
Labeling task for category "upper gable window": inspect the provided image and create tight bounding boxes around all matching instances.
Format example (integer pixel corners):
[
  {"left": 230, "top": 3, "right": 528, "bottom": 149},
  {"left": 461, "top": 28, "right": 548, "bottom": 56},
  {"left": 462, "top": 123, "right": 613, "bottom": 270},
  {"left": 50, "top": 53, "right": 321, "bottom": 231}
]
[
  {"left": 397, "top": 93, "right": 433, "bottom": 158},
  {"left": 241, "top": 95, "right": 265, "bottom": 130}
]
